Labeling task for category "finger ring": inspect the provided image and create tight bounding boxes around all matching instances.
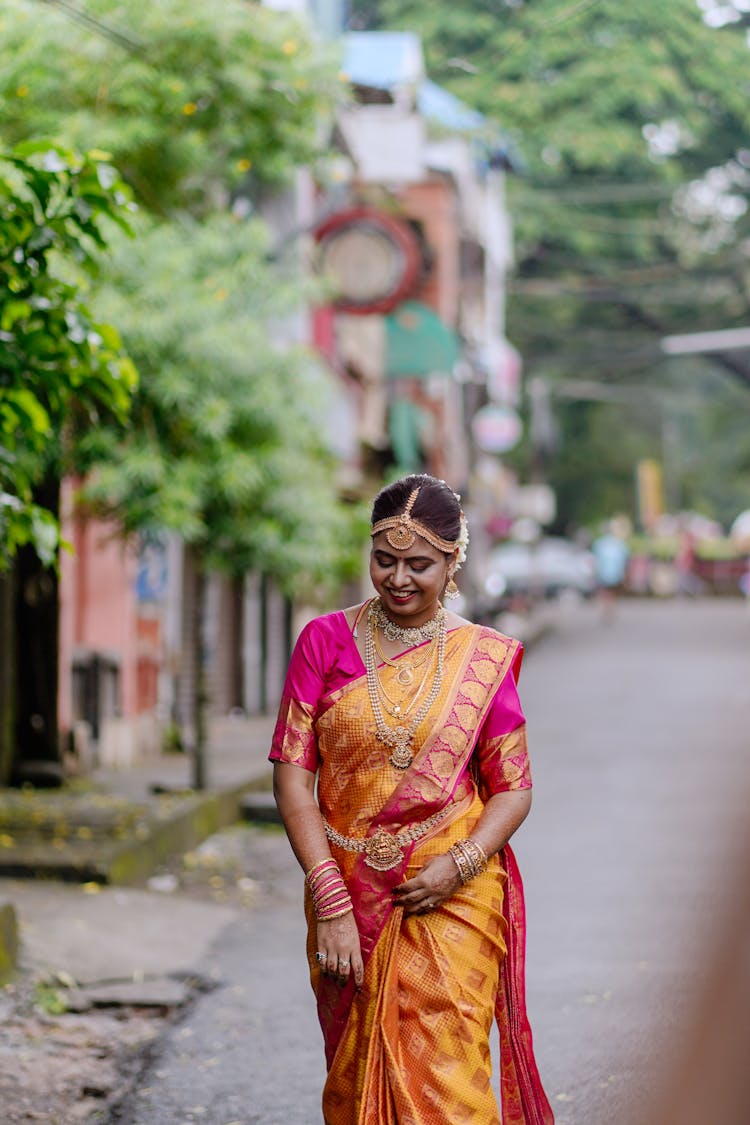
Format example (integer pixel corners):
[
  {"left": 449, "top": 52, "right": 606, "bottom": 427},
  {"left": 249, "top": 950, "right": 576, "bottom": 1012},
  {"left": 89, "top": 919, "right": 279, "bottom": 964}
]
[
  {"left": 316, "top": 951, "right": 326, "bottom": 963},
  {"left": 338, "top": 958, "right": 350, "bottom": 967},
  {"left": 426, "top": 900, "right": 434, "bottom": 909}
]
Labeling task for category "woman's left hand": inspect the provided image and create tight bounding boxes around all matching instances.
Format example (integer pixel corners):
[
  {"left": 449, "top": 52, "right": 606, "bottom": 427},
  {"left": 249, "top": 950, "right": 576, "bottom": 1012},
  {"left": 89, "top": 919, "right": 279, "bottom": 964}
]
[{"left": 391, "top": 853, "right": 461, "bottom": 916}]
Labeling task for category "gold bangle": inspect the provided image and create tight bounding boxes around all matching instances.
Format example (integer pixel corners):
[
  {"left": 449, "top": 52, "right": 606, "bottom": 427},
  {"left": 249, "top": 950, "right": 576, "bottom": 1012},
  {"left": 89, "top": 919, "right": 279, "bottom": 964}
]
[{"left": 448, "top": 838, "right": 488, "bottom": 884}]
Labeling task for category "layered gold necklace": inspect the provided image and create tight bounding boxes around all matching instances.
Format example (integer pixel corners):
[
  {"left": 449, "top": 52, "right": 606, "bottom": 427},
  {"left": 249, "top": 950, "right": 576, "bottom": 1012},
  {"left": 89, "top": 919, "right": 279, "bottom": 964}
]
[
  {"left": 364, "top": 599, "right": 447, "bottom": 770},
  {"left": 373, "top": 627, "right": 434, "bottom": 687}
]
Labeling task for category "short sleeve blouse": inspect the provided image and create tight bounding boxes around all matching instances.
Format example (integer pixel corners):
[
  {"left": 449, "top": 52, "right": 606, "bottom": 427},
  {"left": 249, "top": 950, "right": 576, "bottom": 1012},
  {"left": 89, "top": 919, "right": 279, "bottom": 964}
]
[{"left": 269, "top": 613, "right": 532, "bottom": 794}]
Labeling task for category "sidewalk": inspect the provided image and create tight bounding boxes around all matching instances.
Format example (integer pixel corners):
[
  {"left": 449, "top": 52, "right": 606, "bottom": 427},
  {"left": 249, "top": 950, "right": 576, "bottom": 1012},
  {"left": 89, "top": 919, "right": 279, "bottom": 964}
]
[
  {"left": 0, "top": 716, "right": 276, "bottom": 980},
  {"left": 0, "top": 714, "right": 276, "bottom": 882},
  {"left": 0, "top": 714, "right": 279, "bottom": 1122},
  {"left": 91, "top": 713, "right": 277, "bottom": 803}
]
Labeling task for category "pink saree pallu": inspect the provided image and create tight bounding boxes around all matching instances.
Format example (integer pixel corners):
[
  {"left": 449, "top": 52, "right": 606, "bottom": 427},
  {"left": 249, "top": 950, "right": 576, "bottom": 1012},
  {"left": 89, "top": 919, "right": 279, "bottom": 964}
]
[{"left": 270, "top": 611, "right": 554, "bottom": 1125}]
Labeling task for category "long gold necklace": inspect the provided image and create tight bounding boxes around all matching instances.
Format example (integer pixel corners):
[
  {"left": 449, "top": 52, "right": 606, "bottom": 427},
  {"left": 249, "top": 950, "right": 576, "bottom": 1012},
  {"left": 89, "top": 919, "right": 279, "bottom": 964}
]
[
  {"left": 373, "top": 642, "right": 437, "bottom": 718},
  {"left": 373, "top": 628, "right": 435, "bottom": 687},
  {"left": 365, "top": 604, "right": 447, "bottom": 770}
]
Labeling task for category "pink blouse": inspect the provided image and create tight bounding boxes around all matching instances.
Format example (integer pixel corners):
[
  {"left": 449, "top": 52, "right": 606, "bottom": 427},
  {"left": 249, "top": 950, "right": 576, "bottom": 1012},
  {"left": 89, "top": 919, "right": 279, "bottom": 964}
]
[{"left": 269, "top": 611, "right": 531, "bottom": 796}]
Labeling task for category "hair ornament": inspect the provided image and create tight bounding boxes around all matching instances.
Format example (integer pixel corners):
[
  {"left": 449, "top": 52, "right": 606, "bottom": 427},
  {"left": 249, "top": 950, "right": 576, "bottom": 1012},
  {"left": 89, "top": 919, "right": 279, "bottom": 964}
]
[
  {"left": 370, "top": 487, "right": 461, "bottom": 555},
  {"left": 455, "top": 512, "right": 469, "bottom": 569}
]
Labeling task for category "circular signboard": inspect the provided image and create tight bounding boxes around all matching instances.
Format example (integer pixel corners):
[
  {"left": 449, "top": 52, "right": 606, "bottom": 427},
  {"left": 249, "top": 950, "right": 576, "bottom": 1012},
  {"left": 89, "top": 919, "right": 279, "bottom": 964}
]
[
  {"left": 471, "top": 405, "right": 522, "bottom": 454},
  {"left": 314, "top": 207, "right": 423, "bottom": 315}
]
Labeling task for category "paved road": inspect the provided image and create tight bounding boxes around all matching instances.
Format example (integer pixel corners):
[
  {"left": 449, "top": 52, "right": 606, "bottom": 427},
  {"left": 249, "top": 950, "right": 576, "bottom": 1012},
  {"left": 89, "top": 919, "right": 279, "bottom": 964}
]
[{"left": 113, "top": 599, "right": 750, "bottom": 1125}]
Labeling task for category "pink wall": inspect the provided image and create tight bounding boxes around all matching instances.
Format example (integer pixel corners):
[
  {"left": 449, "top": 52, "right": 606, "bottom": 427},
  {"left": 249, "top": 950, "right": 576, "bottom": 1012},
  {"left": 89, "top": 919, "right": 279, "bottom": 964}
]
[
  {"left": 58, "top": 478, "right": 141, "bottom": 732},
  {"left": 398, "top": 178, "right": 460, "bottom": 325}
]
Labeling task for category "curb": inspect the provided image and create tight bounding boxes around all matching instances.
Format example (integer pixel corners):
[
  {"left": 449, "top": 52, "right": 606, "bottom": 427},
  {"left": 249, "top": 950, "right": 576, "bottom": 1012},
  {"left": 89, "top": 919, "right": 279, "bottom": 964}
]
[
  {"left": 0, "top": 899, "right": 18, "bottom": 982},
  {"left": 0, "top": 775, "right": 271, "bottom": 885},
  {"left": 240, "top": 790, "right": 282, "bottom": 825}
]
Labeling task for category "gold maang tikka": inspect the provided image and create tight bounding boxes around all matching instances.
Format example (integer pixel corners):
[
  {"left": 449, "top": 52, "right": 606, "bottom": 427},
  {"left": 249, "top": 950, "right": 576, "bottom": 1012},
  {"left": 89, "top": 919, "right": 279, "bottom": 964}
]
[{"left": 370, "top": 487, "right": 460, "bottom": 555}]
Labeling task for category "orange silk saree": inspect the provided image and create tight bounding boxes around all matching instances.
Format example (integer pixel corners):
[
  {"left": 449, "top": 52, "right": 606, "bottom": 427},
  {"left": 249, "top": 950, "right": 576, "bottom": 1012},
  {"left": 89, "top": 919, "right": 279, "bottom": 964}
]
[{"left": 271, "top": 611, "right": 553, "bottom": 1125}]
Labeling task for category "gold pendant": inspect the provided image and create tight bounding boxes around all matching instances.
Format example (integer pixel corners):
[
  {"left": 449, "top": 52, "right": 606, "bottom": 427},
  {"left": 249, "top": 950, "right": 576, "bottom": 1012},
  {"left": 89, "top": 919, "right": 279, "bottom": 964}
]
[
  {"left": 364, "top": 828, "right": 404, "bottom": 871},
  {"left": 389, "top": 742, "right": 413, "bottom": 770},
  {"left": 396, "top": 665, "right": 415, "bottom": 686}
]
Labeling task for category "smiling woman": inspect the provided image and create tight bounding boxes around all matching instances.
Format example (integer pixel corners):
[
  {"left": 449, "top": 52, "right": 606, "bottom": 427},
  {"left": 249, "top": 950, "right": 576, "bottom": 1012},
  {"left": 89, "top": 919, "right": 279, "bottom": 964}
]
[{"left": 270, "top": 473, "right": 553, "bottom": 1125}]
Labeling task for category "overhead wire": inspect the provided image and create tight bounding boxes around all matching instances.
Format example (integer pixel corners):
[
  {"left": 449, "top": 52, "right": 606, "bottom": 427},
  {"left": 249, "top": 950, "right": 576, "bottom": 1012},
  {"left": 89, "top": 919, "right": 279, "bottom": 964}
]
[
  {"left": 459, "top": 0, "right": 610, "bottom": 64},
  {"left": 35, "top": 0, "right": 145, "bottom": 52},
  {"left": 535, "top": 0, "right": 610, "bottom": 33}
]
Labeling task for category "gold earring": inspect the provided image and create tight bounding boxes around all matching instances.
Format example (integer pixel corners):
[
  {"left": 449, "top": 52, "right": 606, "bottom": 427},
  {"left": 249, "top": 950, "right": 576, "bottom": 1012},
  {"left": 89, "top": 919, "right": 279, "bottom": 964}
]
[{"left": 445, "top": 578, "right": 460, "bottom": 601}]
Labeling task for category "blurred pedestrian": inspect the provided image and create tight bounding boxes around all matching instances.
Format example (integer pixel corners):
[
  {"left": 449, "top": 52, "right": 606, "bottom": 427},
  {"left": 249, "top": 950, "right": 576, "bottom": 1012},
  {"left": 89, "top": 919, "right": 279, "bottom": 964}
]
[
  {"left": 739, "top": 556, "right": 750, "bottom": 608},
  {"left": 591, "top": 522, "right": 630, "bottom": 621},
  {"left": 271, "top": 474, "right": 553, "bottom": 1124},
  {"left": 674, "top": 530, "right": 704, "bottom": 597}
]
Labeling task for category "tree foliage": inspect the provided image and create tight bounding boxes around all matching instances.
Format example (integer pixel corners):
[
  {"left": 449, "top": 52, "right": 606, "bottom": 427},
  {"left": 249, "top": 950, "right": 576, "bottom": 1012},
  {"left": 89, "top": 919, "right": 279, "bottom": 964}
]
[
  {"left": 81, "top": 217, "right": 365, "bottom": 596},
  {"left": 0, "top": 0, "right": 360, "bottom": 583},
  {"left": 0, "top": 2, "right": 356, "bottom": 782},
  {"left": 0, "top": 141, "right": 136, "bottom": 565},
  {"left": 1, "top": 0, "right": 342, "bottom": 215},
  {"left": 350, "top": 0, "right": 750, "bottom": 527}
]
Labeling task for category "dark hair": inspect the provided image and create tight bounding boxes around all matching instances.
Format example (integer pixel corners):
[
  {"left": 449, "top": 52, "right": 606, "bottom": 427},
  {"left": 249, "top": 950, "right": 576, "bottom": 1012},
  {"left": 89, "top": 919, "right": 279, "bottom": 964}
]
[{"left": 371, "top": 474, "right": 462, "bottom": 548}]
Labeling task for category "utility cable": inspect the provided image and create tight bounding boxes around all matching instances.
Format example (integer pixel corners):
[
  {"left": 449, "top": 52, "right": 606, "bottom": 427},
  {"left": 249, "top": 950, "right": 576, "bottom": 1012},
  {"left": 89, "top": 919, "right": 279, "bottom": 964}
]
[{"left": 35, "top": 0, "right": 145, "bottom": 53}]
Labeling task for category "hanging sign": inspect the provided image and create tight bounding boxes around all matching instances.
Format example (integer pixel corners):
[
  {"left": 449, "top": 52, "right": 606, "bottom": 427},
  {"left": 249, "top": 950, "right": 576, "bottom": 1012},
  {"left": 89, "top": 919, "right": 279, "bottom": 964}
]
[{"left": 471, "top": 405, "right": 522, "bottom": 454}]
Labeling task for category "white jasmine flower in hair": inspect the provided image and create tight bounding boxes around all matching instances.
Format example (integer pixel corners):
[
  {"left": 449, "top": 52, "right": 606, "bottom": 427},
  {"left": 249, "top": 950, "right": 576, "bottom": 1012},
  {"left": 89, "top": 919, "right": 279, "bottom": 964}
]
[{"left": 455, "top": 513, "right": 469, "bottom": 568}]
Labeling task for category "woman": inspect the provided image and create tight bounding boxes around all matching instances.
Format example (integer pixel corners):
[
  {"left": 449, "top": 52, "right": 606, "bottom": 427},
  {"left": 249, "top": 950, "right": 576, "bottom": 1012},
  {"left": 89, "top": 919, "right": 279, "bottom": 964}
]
[{"left": 271, "top": 474, "right": 553, "bottom": 1124}]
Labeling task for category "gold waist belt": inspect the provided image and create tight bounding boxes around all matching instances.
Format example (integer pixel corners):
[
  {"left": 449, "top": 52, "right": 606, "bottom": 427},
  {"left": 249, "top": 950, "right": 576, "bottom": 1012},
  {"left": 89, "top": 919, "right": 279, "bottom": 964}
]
[{"left": 323, "top": 805, "right": 452, "bottom": 872}]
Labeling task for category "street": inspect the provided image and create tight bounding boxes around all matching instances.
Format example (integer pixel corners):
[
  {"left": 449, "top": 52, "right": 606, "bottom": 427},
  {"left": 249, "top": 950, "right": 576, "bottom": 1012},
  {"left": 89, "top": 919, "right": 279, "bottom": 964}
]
[{"left": 112, "top": 599, "right": 750, "bottom": 1125}]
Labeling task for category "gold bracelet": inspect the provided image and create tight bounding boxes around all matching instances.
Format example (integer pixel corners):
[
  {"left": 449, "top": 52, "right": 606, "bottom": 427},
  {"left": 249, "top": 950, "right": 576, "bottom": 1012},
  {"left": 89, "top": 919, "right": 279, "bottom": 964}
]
[{"left": 448, "top": 838, "right": 488, "bottom": 884}]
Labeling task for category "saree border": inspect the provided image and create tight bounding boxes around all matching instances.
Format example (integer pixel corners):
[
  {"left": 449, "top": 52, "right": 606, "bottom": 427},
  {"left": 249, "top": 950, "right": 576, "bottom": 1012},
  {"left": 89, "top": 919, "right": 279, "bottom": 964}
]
[{"left": 316, "top": 627, "right": 523, "bottom": 1070}]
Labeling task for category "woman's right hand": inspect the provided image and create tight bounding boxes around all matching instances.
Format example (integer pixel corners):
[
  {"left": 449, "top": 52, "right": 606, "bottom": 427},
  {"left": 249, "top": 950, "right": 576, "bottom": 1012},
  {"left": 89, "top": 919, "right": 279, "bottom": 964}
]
[{"left": 316, "top": 911, "right": 364, "bottom": 989}]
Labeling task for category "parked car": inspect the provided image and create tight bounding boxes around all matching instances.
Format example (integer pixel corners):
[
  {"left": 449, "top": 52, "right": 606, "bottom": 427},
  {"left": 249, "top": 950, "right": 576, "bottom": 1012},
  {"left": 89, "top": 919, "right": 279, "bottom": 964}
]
[{"left": 483, "top": 537, "right": 597, "bottom": 602}]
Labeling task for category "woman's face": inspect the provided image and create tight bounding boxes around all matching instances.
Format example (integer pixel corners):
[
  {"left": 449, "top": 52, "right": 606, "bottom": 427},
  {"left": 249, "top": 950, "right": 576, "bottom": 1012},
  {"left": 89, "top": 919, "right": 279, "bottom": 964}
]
[{"left": 370, "top": 532, "right": 455, "bottom": 627}]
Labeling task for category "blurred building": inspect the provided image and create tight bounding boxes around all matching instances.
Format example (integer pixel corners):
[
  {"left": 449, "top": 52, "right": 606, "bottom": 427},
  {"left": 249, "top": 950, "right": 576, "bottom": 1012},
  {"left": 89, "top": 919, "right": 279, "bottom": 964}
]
[
  {"left": 314, "top": 30, "right": 518, "bottom": 490},
  {"left": 55, "top": 15, "right": 521, "bottom": 772}
]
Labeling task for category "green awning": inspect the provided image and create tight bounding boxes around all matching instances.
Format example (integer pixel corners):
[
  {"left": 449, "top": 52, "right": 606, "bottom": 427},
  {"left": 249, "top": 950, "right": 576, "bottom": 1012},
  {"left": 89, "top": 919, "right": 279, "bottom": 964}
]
[
  {"left": 389, "top": 398, "right": 426, "bottom": 471},
  {"left": 385, "top": 301, "right": 461, "bottom": 378}
]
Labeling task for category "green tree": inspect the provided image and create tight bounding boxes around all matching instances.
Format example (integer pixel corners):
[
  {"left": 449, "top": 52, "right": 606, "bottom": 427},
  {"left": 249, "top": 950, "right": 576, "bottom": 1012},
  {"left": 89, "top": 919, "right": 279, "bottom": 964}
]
[
  {"left": 0, "top": 1, "right": 357, "bottom": 785},
  {"left": 350, "top": 0, "right": 750, "bottom": 528},
  {"left": 0, "top": 141, "right": 136, "bottom": 783},
  {"left": 1, "top": 0, "right": 341, "bottom": 215},
  {"left": 84, "top": 216, "right": 361, "bottom": 591},
  {"left": 81, "top": 217, "right": 364, "bottom": 785}
]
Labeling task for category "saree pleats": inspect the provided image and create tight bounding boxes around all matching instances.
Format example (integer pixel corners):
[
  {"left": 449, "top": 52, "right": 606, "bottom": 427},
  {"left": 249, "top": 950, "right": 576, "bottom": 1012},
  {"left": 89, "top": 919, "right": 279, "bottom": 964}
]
[{"left": 322, "top": 808, "right": 506, "bottom": 1125}]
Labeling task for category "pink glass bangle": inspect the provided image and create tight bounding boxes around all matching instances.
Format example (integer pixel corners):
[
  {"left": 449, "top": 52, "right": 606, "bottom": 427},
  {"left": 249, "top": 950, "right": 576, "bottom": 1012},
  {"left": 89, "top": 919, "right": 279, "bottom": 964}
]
[
  {"left": 317, "top": 901, "right": 354, "bottom": 921},
  {"left": 306, "top": 858, "right": 338, "bottom": 884}
]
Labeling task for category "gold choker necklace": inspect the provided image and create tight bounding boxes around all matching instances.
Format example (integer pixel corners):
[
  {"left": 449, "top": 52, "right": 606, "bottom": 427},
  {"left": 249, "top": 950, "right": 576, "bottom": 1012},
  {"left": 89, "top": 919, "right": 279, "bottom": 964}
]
[{"left": 370, "top": 598, "right": 445, "bottom": 645}]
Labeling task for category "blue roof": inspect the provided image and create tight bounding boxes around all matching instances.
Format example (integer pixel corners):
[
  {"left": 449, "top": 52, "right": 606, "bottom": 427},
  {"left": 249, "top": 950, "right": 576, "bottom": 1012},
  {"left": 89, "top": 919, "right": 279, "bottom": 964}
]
[
  {"left": 417, "top": 79, "right": 485, "bottom": 134},
  {"left": 341, "top": 32, "right": 486, "bottom": 135},
  {"left": 342, "top": 31, "right": 424, "bottom": 90}
]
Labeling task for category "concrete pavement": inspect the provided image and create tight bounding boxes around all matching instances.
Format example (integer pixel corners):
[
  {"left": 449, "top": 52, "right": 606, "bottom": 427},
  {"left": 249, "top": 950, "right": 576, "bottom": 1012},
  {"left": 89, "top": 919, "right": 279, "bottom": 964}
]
[
  {"left": 0, "top": 714, "right": 276, "bottom": 997},
  {"left": 8, "top": 598, "right": 746, "bottom": 1124},
  {"left": 0, "top": 714, "right": 280, "bottom": 1123}
]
